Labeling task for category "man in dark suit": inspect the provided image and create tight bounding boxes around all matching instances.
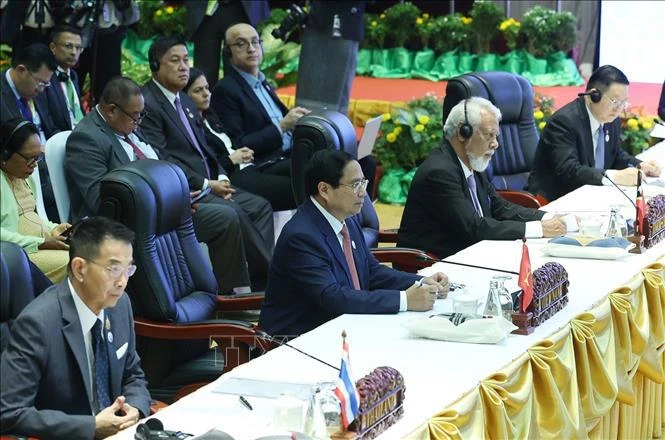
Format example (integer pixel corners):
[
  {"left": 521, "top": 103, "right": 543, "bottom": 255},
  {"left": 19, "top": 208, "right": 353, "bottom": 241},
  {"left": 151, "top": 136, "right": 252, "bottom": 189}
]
[
  {"left": 528, "top": 65, "right": 661, "bottom": 201},
  {"left": 295, "top": 0, "right": 364, "bottom": 116},
  {"left": 211, "top": 23, "right": 310, "bottom": 168},
  {"left": 141, "top": 36, "right": 274, "bottom": 288},
  {"left": 0, "top": 216, "right": 150, "bottom": 439},
  {"left": 1, "top": 43, "right": 59, "bottom": 221},
  {"left": 398, "top": 97, "right": 567, "bottom": 259},
  {"left": 186, "top": 0, "right": 269, "bottom": 86},
  {"left": 260, "top": 150, "right": 448, "bottom": 337},
  {"left": 45, "top": 24, "right": 85, "bottom": 132},
  {"left": 66, "top": 76, "right": 256, "bottom": 295}
]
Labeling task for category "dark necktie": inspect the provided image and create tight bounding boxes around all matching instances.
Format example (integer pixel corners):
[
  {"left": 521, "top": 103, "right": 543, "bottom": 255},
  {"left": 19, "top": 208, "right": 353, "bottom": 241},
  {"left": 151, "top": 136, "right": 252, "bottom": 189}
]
[
  {"left": 340, "top": 223, "right": 361, "bottom": 289},
  {"left": 467, "top": 174, "right": 483, "bottom": 217},
  {"left": 595, "top": 125, "right": 605, "bottom": 169},
  {"left": 174, "top": 95, "right": 211, "bottom": 179},
  {"left": 92, "top": 319, "right": 111, "bottom": 412},
  {"left": 17, "top": 97, "right": 33, "bottom": 122},
  {"left": 123, "top": 135, "right": 147, "bottom": 160}
]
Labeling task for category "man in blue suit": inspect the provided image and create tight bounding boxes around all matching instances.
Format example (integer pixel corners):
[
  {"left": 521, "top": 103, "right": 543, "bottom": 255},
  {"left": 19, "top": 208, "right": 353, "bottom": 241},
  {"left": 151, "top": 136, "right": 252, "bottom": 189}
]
[
  {"left": 260, "top": 150, "right": 448, "bottom": 337},
  {"left": 0, "top": 217, "right": 150, "bottom": 439}
]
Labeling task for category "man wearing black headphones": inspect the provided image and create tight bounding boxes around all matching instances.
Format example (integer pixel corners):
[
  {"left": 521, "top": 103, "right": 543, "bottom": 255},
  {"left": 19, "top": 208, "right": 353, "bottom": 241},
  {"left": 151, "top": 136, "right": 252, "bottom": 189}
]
[
  {"left": 528, "top": 65, "right": 661, "bottom": 202},
  {"left": 398, "top": 97, "right": 566, "bottom": 259}
]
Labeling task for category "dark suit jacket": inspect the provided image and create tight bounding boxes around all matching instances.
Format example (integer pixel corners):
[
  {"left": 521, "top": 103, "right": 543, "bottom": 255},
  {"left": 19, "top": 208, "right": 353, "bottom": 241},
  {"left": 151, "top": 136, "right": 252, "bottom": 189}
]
[
  {"left": 202, "top": 117, "right": 239, "bottom": 175},
  {"left": 398, "top": 141, "right": 545, "bottom": 258},
  {"left": 211, "top": 67, "right": 288, "bottom": 163},
  {"left": 65, "top": 109, "right": 152, "bottom": 222},
  {"left": 260, "top": 199, "right": 419, "bottom": 336},
  {"left": 45, "top": 69, "right": 83, "bottom": 132},
  {"left": 1, "top": 70, "right": 57, "bottom": 139},
  {"left": 528, "top": 97, "right": 640, "bottom": 201},
  {"left": 185, "top": 0, "right": 270, "bottom": 37},
  {"left": 307, "top": 1, "right": 365, "bottom": 41},
  {"left": 0, "top": 280, "right": 150, "bottom": 439},
  {"left": 141, "top": 80, "right": 222, "bottom": 190}
]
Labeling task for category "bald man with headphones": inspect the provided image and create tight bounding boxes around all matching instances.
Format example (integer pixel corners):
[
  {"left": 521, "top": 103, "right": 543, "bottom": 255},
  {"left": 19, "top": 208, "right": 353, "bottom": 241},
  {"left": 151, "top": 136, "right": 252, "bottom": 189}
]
[{"left": 528, "top": 65, "right": 661, "bottom": 202}]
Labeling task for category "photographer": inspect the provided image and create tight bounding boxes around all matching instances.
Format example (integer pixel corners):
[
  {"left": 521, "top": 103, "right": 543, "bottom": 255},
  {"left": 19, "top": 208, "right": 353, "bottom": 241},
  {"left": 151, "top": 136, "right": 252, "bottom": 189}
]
[{"left": 295, "top": 0, "right": 365, "bottom": 116}]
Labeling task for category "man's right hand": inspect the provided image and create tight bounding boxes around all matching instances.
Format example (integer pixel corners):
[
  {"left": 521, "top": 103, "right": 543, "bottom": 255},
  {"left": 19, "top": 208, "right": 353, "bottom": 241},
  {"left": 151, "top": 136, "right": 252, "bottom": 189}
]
[
  {"left": 209, "top": 180, "right": 236, "bottom": 200},
  {"left": 279, "top": 106, "right": 310, "bottom": 132},
  {"left": 95, "top": 396, "right": 137, "bottom": 438},
  {"left": 405, "top": 283, "right": 437, "bottom": 311},
  {"left": 38, "top": 235, "right": 69, "bottom": 250},
  {"left": 541, "top": 216, "right": 566, "bottom": 237},
  {"left": 613, "top": 167, "right": 639, "bottom": 186}
]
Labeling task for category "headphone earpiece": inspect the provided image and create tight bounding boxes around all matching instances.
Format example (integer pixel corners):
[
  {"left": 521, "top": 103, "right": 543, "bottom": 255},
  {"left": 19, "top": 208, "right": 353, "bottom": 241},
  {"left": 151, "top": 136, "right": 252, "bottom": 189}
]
[
  {"left": 149, "top": 57, "right": 160, "bottom": 72},
  {"left": 459, "top": 99, "right": 473, "bottom": 139},
  {"left": 2, "top": 120, "right": 34, "bottom": 161},
  {"left": 578, "top": 88, "right": 602, "bottom": 103}
]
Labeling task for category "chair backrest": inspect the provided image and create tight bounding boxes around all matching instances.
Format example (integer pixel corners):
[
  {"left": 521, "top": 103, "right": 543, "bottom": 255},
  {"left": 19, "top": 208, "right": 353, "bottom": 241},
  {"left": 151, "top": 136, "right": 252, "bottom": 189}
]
[
  {"left": 98, "top": 160, "right": 217, "bottom": 323},
  {"left": 292, "top": 110, "right": 359, "bottom": 205},
  {"left": 291, "top": 110, "right": 380, "bottom": 248},
  {"left": 442, "top": 72, "right": 539, "bottom": 191},
  {"left": 44, "top": 130, "right": 72, "bottom": 222},
  {"left": 0, "top": 242, "right": 51, "bottom": 351}
]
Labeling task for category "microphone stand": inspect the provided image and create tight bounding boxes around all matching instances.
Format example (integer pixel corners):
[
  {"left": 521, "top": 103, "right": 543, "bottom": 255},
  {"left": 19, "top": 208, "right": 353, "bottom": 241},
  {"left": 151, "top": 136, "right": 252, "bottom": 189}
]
[{"left": 601, "top": 170, "right": 646, "bottom": 253}]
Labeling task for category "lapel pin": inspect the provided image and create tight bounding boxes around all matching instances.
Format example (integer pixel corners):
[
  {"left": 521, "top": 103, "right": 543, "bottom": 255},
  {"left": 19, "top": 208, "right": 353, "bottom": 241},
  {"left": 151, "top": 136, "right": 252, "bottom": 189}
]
[
  {"left": 107, "top": 331, "right": 113, "bottom": 343},
  {"left": 351, "top": 240, "right": 356, "bottom": 250},
  {"left": 605, "top": 132, "right": 609, "bottom": 142},
  {"left": 105, "top": 317, "right": 111, "bottom": 331}
]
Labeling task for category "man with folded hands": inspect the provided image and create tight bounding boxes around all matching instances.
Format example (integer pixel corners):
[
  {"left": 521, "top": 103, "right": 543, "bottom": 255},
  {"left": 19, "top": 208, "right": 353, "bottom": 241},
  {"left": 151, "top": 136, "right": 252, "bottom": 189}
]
[{"left": 0, "top": 217, "right": 150, "bottom": 439}]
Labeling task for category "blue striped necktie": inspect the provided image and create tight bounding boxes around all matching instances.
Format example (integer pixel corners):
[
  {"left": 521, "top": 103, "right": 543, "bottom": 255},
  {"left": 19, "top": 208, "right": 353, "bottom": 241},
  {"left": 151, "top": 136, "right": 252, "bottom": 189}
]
[{"left": 92, "top": 319, "right": 111, "bottom": 412}]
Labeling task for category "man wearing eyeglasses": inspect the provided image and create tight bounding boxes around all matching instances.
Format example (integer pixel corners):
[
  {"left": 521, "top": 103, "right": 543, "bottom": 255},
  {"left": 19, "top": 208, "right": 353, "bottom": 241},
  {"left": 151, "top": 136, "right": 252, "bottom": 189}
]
[
  {"left": 45, "top": 25, "right": 85, "bottom": 132},
  {"left": 212, "top": 23, "right": 310, "bottom": 172},
  {"left": 260, "top": 149, "right": 448, "bottom": 337},
  {"left": 528, "top": 65, "right": 661, "bottom": 202},
  {"left": 0, "top": 216, "right": 150, "bottom": 439}
]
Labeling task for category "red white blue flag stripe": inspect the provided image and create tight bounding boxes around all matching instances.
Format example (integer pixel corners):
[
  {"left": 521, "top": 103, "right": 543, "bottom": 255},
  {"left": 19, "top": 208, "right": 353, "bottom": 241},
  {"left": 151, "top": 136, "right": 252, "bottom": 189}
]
[{"left": 333, "top": 339, "right": 360, "bottom": 428}]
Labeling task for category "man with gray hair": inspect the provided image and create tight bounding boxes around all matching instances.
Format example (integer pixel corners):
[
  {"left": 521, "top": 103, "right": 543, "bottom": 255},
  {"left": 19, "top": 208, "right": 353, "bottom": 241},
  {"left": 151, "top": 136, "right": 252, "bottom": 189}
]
[{"left": 397, "top": 97, "right": 567, "bottom": 258}]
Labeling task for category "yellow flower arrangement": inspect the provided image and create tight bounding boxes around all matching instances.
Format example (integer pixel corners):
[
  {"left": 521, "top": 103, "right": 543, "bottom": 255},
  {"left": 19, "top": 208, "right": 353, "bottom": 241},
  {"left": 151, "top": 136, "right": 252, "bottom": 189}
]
[
  {"left": 380, "top": 13, "right": 386, "bottom": 19},
  {"left": 155, "top": 9, "right": 163, "bottom": 17},
  {"left": 423, "top": 13, "right": 430, "bottom": 19},
  {"left": 534, "top": 92, "right": 555, "bottom": 134},
  {"left": 371, "top": 21, "right": 377, "bottom": 27},
  {"left": 394, "top": 126, "right": 403, "bottom": 135},
  {"left": 415, "top": 124, "right": 425, "bottom": 132},
  {"left": 418, "top": 115, "right": 430, "bottom": 125},
  {"left": 534, "top": 110, "right": 544, "bottom": 120},
  {"left": 620, "top": 107, "right": 657, "bottom": 155},
  {"left": 386, "top": 133, "right": 397, "bottom": 143},
  {"left": 165, "top": 6, "right": 174, "bottom": 14},
  {"left": 461, "top": 16, "right": 472, "bottom": 25},
  {"left": 538, "top": 121, "right": 546, "bottom": 130},
  {"left": 381, "top": 113, "right": 391, "bottom": 122},
  {"left": 416, "top": 17, "right": 424, "bottom": 25},
  {"left": 499, "top": 17, "right": 521, "bottom": 50}
]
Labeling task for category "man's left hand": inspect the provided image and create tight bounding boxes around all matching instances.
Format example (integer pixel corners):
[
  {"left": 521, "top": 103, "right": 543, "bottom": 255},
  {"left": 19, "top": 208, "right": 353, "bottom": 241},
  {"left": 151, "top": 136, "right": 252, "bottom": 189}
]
[
  {"left": 116, "top": 402, "right": 140, "bottom": 431},
  {"left": 421, "top": 272, "right": 449, "bottom": 299},
  {"left": 640, "top": 160, "right": 662, "bottom": 177}
]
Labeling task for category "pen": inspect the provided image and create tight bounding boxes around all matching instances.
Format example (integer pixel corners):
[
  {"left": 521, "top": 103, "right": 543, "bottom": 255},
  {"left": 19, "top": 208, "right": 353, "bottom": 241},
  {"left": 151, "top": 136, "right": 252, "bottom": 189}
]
[{"left": 239, "top": 395, "right": 253, "bottom": 411}]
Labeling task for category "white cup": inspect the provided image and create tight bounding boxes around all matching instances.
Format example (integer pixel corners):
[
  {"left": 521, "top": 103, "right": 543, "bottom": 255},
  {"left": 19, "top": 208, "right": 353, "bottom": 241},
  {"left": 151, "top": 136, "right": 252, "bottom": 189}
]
[
  {"left": 580, "top": 219, "right": 602, "bottom": 236},
  {"left": 271, "top": 395, "right": 307, "bottom": 432}
]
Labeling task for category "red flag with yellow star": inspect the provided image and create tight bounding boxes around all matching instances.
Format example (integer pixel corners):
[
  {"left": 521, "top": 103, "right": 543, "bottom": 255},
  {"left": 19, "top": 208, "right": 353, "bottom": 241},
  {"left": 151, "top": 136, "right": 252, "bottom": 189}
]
[{"left": 519, "top": 238, "right": 533, "bottom": 312}]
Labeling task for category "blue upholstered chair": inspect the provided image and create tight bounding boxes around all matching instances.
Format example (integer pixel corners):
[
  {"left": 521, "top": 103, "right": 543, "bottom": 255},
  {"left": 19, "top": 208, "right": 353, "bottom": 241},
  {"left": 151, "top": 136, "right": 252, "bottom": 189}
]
[{"left": 442, "top": 72, "right": 540, "bottom": 192}]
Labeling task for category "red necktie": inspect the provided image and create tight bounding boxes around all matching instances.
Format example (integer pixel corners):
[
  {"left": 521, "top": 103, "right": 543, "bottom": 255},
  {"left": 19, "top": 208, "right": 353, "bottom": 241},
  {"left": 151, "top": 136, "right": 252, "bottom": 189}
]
[
  {"left": 340, "top": 223, "right": 360, "bottom": 290},
  {"left": 123, "top": 135, "right": 147, "bottom": 160}
]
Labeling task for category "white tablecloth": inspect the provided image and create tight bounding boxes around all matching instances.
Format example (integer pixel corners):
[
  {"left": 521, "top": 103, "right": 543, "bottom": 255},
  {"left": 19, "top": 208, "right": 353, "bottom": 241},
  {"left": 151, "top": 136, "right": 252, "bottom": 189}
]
[{"left": 110, "top": 185, "right": 665, "bottom": 440}]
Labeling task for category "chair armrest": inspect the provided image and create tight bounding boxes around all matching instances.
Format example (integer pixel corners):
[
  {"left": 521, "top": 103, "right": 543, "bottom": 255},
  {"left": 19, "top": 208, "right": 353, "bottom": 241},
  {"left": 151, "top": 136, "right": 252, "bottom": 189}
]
[
  {"left": 134, "top": 318, "right": 257, "bottom": 339},
  {"left": 217, "top": 292, "right": 265, "bottom": 311},
  {"left": 497, "top": 190, "right": 546, "bottom": 209},
  {"left": 371, "top": 247, "right": 436, "bottom": 273},
  {"left": 378, "top": 228, "right": 399, "bottom": 243}
]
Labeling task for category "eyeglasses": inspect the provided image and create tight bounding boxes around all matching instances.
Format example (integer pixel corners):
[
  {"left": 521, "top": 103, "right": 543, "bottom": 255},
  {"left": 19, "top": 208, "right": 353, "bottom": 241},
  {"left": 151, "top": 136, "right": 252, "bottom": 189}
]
[
  {"left": 228, "top": 38, "right": 263, "bottom": 51},
  {"left": 15, "top": 150, "right": 44, "bottom": 166},
  {"left": 28, "top": 71, "right": 51, "bottom": 89},
  {"left": 339, "top": 178, "right": 369, "bottom": 195},
  {"left": 58, "top": 42, "right": 84, "bottom": 52},
  {"left": 111, "top": 102, "right": 147, "bottom": 124},
  {"left": 85, "top": 258, "right": 137, "bottom": 279},
  {"left": 605, "top": 95, "right": 629, "bottom": 111},
  {"left": 479, "top": 130, "right": 499, "bottom": 141}
]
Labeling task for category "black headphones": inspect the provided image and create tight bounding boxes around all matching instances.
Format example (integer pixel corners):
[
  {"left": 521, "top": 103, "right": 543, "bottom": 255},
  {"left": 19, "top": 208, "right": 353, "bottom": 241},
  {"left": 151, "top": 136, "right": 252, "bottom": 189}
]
[
  {"left": 459, "top": 99, "right": 473, "bottom": 139},
  {"left": 578, "top": 88, "right": 602, "bottom": 103},
  {"left": 148, "top": 49, "right": 160, "bottom": 72},
  {"left": 1, "top": 120, "right": 34, "bottom": 161}
]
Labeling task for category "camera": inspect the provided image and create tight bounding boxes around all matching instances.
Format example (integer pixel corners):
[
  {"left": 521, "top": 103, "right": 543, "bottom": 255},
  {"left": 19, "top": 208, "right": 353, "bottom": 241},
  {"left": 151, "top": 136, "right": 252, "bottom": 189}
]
[{"left": 271, "top": 3, "right": 308, "bottom": 41}]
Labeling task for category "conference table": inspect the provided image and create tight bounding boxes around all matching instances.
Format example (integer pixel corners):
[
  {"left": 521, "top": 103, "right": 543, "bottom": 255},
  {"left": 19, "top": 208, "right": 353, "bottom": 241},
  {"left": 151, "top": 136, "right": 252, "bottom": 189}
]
[{"left": 111, "top": 179, "right": 665, "bottom": 439}]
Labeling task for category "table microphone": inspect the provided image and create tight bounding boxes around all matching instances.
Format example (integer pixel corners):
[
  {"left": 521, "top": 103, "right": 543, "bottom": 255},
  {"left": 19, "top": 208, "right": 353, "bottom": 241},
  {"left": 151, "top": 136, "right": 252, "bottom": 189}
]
[
  {"left": 256, "top": 330, "right": 340, "bottom": 371},
  {"left": 654, "top": 118, "right": 665, "bottom": 127},
  {"left": 415, "top": 254, "right": 519, "bottom": 275},
  {"left": 601, "top": 170, "right": 638, "bottom": 210}
]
